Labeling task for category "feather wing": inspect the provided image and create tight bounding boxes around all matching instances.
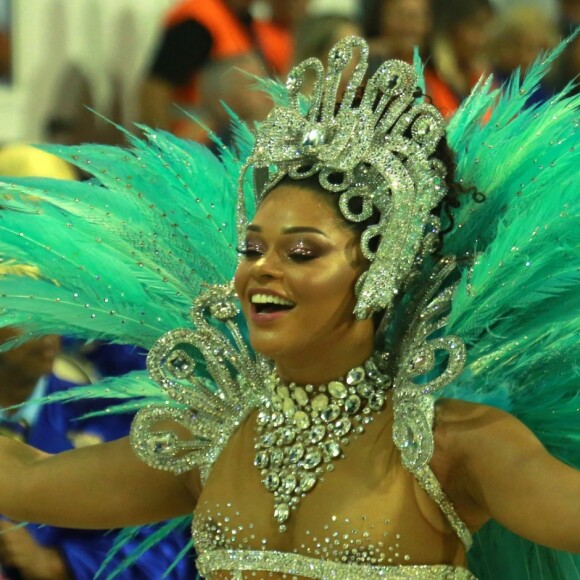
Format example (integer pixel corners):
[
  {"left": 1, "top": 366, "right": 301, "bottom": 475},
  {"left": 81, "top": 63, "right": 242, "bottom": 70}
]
[{"left": 440, "top": 37, "right": 580, "bottom": 578}]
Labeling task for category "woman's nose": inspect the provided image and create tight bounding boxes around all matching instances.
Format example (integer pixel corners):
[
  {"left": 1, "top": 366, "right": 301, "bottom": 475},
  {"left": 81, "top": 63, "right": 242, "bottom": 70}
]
[{"left": 250, "top": 251, "right": 283, "bottom": 280}]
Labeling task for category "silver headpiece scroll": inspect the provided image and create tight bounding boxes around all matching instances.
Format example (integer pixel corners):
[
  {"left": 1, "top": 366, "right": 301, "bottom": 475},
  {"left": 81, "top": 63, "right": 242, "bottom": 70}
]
[{"left": 238, "top": 36, "right": 447, "bottom": 319}]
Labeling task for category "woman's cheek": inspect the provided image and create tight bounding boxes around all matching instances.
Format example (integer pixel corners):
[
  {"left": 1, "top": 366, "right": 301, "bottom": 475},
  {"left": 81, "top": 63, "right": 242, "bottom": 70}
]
[{"left": 233, "top": 264, "right": 247, "bottom": 300}]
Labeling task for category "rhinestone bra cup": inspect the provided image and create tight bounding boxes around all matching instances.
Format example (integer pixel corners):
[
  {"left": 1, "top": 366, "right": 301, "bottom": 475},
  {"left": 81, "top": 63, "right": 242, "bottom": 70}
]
[{"left": 192, "top": 502, "right": 476, "bottom": 579}]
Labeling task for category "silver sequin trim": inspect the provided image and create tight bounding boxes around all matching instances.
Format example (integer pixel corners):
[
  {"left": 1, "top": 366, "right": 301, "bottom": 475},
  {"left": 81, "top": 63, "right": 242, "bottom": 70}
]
[{"left": 197, "top": 549, "right": 476, "bottom": 579}]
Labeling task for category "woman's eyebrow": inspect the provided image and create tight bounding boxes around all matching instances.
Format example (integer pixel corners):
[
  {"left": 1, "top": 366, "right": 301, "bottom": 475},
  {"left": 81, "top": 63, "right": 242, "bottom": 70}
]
[
  {"left": 282, "top": 226, "right": 329, "bottom": 237},
  {"left": 246, "top": 225, "right": 329, "bottom": 237}
]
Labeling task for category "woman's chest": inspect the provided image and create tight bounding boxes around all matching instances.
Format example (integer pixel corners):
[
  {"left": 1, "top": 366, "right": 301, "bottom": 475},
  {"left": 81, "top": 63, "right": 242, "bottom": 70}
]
[{"left": 192, "top": 409, "right": 452, "bottom": 566}]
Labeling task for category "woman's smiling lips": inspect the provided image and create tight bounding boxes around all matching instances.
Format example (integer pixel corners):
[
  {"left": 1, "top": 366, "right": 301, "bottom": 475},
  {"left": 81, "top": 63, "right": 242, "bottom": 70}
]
[{"left": 247, "top": 289, "right": 296, "bottom": 323}]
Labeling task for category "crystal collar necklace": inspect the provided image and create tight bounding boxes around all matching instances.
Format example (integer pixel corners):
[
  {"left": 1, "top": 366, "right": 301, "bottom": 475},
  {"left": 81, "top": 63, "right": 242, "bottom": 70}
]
[{"left": 254, "top": 356, "right": 392, "bottom": 531}]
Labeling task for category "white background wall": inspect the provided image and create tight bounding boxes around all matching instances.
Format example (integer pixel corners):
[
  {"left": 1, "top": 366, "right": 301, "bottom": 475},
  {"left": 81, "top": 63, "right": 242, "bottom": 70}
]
[{"left": 0, "top": 0, "right": 176, "bottom": 143}]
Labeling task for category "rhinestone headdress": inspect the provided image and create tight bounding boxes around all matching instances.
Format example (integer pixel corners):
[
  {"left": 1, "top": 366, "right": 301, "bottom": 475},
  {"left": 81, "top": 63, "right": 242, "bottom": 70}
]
[{"left": 238, "top": 36, "right": 447, "bottom": 319}]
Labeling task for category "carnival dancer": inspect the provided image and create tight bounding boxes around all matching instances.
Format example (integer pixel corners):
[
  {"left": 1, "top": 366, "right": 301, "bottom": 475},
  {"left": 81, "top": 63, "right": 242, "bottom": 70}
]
[{"left": 0, "top": 37, "right": 579, "bottom": 578}]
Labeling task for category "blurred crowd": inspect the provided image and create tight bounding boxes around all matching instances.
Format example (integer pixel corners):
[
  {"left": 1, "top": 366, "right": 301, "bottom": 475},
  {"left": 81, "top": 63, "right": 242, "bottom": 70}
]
[{"left": 139, "top": 0, "right": 580, "bottom": 143}]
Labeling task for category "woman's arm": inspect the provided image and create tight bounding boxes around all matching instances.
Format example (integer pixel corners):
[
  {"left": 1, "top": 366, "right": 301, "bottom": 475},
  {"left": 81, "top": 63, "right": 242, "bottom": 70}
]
[
  {"left": 434, "top": 399, "right": 580, "bottom": 553},
  {"left": 0, "top": 435, "right": 199, "bottom": 529}
]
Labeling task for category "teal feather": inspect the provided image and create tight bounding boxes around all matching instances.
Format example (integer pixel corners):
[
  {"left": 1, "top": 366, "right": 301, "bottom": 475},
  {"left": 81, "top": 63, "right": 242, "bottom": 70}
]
[
  {"left": 24, "top": 372, "right": 168, "bottom": 409},
  {"left": 444, "top": 34, "right": 579, "bottom": 256},
  {"left": 437, "top": 36, "right": 580, "bottom": 578},
  {"left": 469, "top": 521, "right": 580, "bottom": 580},
  {"left": 94, "top": 517, "right": 192, "bottom": 579},
  {"left": 0, "top": 124, "right": 254, "bottom": 346}
]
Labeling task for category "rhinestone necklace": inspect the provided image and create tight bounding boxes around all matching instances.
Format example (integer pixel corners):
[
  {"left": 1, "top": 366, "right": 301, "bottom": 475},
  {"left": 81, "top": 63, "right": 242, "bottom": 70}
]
[{"left": 254, "top": 357, "right": 392, "bottom": 531}]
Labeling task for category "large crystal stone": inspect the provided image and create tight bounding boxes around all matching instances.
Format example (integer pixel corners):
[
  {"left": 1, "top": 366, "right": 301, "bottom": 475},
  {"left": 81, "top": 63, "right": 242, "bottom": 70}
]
[
  {"left": 321, "top": 404, "right": 341, "bottom": 423},
  {"left": 328, "top": 381, "right": 348, "bottom": 399},
  {"left": 299, "top": 472, "right": 317, "bottom": 492},
  {"left": 303, "top": 449, "right": 323, "bottom": 469},
  {"left": 288, "top": 443, "right": 305, "bottom": 463},
  {"left": 345, "top": 394, "right": 362, "bottom": 415},
  {"left": 283, "top": 398, "right": 296, "bottom": 418},
  {"left": 270, "top": 448, "right": 284, "bottom": 466},
  {"left": 309, "top": 424, "right": 326, "bottom": 443},
  {"left": 323, "top": 440, "right": 341, "bottom": 458},
  {"left": 279, "top": 428, "right": 296, "bottom": 445},
  {"left": 335, "top": 417, "right": 352, "bottom": 437},
  {"left": 254, "top": 451, "right": 269, "bottom": 469},
  {"left": 312, "top": 393, "right": 329, "bottom": 411},
  {"left": 150, "top": 433, "right": 173, "bottom": 454},
  {"left": 274, "top": 502, "right": 290, "bottom": 523},
  {"left": 346, "top": 366, "right": 365, "bottom": 385},
  {"left": 293, "top": 410, "right": 310, "bottom": 430},
  {"left": 261, "top": 432, "right": 277, "bottom": 448},
  {"left": 356, "top": 382, "right": 373, "bottom": 398},
  {"left": 293, "top": 387, "right": 309, "bottom": 407},
  {"left": 369, "top": 393, "right": 385, "bottom": 411},
  {"left": 301, "top": 128, "right": 325, "bottom": 147},
  {"left": 264, "top": 471, "right": 280, "bottom": 491},
  {"left": 282, "top": 474, "right": 297, "bottom": 494},
  {"left": 271, "top": 411, "right": 284, "bottom": 427}
]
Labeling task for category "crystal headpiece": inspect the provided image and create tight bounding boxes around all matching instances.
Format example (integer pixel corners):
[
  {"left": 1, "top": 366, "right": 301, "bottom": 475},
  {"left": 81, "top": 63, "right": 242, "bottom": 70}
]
[{"left": 238, "top": 36, "right": 447, "bottom": 319}]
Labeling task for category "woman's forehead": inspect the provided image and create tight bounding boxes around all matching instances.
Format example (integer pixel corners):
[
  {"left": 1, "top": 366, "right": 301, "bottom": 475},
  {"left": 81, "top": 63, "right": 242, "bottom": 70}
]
[{"left": 251, "top": 186, "right": 346, "bottom": 232}]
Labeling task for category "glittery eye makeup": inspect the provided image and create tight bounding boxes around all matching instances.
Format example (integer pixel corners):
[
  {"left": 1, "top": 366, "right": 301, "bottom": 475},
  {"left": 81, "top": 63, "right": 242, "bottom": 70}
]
[
  {"left": 287, "top": 239, "right": 318, "bottom": 261},
  {"left": 237, "top": 238, "right": 264, "bottom": 258}
]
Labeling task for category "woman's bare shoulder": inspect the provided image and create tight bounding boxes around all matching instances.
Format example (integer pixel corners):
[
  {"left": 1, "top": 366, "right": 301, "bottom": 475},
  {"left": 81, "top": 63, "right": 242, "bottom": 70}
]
[
  {"left": 431, "top": 399, "right": 523, "bottom": 530},
  {"left": 433, "top": 398, "right": 531, "bottom": 461},
  {"left": 434, "top": 398, "right": 518, "bottom": 442},
  {"left": 435, "top": 397, "right": 509, "bottom": 421}
]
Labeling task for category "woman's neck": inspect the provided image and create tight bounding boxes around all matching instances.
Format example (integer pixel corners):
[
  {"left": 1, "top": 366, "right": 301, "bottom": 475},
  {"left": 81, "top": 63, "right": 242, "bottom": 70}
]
[{"left": 274, "top": 334, "right": 375, "bottom": 386}]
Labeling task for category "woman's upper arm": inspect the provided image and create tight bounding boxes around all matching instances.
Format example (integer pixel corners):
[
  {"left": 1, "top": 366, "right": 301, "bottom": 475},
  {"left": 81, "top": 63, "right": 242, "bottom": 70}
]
[
  {"left": 450, "top": 403, "right": 580, "bottom": 553},
  {"left": 1, "top": 435, "right": 199, "bottom": 529}
]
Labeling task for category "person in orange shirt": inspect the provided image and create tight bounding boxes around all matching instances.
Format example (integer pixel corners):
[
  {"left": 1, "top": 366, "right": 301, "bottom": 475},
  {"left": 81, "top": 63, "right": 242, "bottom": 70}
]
[
  {"left": 140, "top": 0, "right": 307, "bottom": 143},
  {"left": 427, "top": 0, "right": 496, "bottom": 117}
]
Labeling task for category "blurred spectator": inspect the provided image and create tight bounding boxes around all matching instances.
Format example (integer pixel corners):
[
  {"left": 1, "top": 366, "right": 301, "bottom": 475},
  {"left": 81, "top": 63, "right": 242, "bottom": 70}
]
[
  {"left": 0, "top": 327, "right": 193, "bottom": 579},
  {"left": 293, "top": 13, "right": 362, "bottom": 94},
  {"left": 429, "top": 0, "right": 496, "bottom": 116},
  {"left": 195, "top": 52, "right": 272, "bottom": 146},
  {"left": 489, "top": 6, "right": 559, "bottom": 104},
  {"left": 59, "top": 339, "right": 147, "bottom": 383},
  {"left": 0, "top": 0, "right": 10, "bottom": 83},
  {"left": 560, "top": 0, "right": 580, "bottom": 25},
  {"left": 140, "top": 0, "right": 281, "bottom": 142},
  {"left": 554, "top": 0, "right": 580, "bottom": 94},
  {"left": 255, "top": 0, "right": 310, "bottom": 76},
  {"left": 364, "top": 0, "right": 432, "bottom": 64},
  {"left": 363, "top": 0, "right": 464, "bottom": 117},
  {"left": 295, "top": 13, "right": 361, "bottom": 64}
]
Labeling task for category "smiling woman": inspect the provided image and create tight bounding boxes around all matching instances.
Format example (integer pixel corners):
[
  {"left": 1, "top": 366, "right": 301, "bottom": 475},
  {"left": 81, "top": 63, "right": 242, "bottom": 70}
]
[
  {"left": 0, "top": 34, "right": 578, "bottom": 580},
  {"left": 234, "top": 184, "right": 373, "bottom": 381}
]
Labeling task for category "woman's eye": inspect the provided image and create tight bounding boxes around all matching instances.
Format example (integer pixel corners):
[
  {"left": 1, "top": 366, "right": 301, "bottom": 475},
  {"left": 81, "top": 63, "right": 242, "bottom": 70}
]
[
  {"left": 237, "top": 243, "right": 262, "bottom": 258},
  {"left": 288, "top": 245, "right": 317, "bottom": 262}
]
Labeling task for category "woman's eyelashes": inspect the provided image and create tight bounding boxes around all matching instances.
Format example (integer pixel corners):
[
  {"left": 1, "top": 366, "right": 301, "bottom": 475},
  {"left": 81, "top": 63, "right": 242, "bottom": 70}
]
[
  {"left": 287, "top": 241, "right": 317, "bottom": 261},
  {"left": 237, "top": 241, "right": 263, "bottom": 258},
  {"left": 238, "top": 239, "right": 319, "bottom": 262}
]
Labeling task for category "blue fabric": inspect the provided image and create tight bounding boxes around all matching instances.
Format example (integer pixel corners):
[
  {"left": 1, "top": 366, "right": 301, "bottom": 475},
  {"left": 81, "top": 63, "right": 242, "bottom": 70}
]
[{"left": 2, "top": 374, "right": 194, "bottom": 579}]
